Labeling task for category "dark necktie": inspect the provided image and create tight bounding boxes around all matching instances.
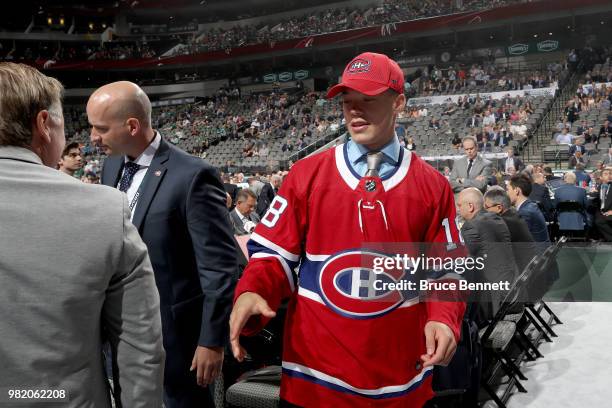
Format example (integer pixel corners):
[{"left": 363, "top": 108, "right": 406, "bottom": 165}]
[
  {"left": 365, "top": 152, "right": 383, "bottom": 178},
  {"left": 467, "top": 159, "right": 474, "bottom": 178},
  {"left": 118, "top": 161, "right": 140, "bottom": 193}
]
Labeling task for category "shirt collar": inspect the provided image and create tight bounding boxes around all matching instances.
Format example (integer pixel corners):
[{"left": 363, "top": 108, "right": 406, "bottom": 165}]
[
  {"left": 348, "top": 134, "right": 401, "bottom": 167},
  {"left": 124, "top": 132, "right": 161, "bottom": 167},
  {"left": 234, "top": 207, "right": 248, "bottom": 220}
]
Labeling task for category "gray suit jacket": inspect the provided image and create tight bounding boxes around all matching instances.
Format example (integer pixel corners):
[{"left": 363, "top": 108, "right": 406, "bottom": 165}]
[
  {"left": 230, "top": 208, "right": 261, "bottom": 235},
  {"left": 0, "top": 146, "right": 164, "bottom": 408},
  {"left": 449, "top": 154, "right": 493, "bottom": 192},
  {"left": 461, "top": 210, "right": 518, "bottom": 322}
]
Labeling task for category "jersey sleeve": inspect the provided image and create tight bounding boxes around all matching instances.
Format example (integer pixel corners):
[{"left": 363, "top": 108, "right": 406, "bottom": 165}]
[
  {"left": 234, "top": 163, "right": 308, "bottom": 335},
  {"left": 423, "top": 177, "right": 467, "bottom": 342}
]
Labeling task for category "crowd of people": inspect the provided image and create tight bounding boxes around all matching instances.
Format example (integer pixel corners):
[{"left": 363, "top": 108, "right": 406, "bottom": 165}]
[
  {"left": 0, "top": 40, "right": 157, "bottom": 63},
  {"left": 416, "top": 61, "right": 565, "bottom": 96},
  {"left": 169, "top": 0, "right": 528, "bottom": 56},
  {"left": 448, "top": 136, "right": 612, "bottom": 242}
]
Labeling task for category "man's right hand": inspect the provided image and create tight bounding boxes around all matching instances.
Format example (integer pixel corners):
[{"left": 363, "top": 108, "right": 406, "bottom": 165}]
[{"left": 229, "top": 292, "right": 276, "bottom": 362}]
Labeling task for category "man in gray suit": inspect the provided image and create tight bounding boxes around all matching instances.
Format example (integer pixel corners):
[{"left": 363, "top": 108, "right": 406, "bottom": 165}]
[
  {"left": 230, "top": 188, "right": 261, "bottom": 235},
  {"left": 450, "top": 137, "right": 493, "bottom": 193},
  {"left": 0, "top": 63, "right": 164, "bottom": 407},
  {"left": 457, "top": 188, "right": 518, "bottom": 324}
]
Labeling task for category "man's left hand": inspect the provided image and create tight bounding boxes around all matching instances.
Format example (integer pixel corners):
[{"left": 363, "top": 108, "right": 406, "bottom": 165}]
[
  {"left": 190, "top": 346, "right": 224, "bottom": 387},
  {"left": 420, "top": 321, "right": 457, "bottom": 368}
]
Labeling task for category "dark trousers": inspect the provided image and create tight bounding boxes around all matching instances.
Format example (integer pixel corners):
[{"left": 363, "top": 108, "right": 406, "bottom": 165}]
[{"left": 595, "top": 212, "right": 612, "bottom": 241}]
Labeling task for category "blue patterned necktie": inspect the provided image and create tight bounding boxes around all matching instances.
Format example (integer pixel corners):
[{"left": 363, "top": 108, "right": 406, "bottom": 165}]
[{"left": 118, "top": 161, "right": 140, "bottom": 193}]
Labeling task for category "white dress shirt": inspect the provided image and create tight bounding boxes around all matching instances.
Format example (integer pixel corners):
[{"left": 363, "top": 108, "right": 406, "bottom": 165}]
[{"left": 117, "top": 132, "right": 161, "bottom": 218}]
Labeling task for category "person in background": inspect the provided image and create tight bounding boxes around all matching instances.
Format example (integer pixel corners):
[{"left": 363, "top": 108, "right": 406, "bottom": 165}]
[
  {"left": 230, "top": 188, "right": 261, "bottom": 235},
  {"left": 58, "top": 141, "right": 83, "bottom": 177}
]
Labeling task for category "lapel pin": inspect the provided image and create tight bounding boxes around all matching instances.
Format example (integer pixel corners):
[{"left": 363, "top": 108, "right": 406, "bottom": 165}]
[{"left": 155, "top": 170, "right": 162, "bottom": 177}]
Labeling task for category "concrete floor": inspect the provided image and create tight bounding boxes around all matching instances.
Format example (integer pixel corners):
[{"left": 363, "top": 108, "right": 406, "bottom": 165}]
[{"left": 506, "top": 302, "right": 612, "bottom": 408}]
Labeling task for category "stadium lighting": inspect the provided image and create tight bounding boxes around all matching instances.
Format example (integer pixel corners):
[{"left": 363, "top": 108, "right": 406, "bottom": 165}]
[
  {"left": 88, "top": 22, "right": 94, "bottom": 30},
  {"left": 102, "top": 23, "right": 107, "bottom": 29},
  {"left": 47, "top": 17, "right": 52, "bottom": 25},
  {"left": 60, "top": 18, "right": 65, "bottom": 26}
]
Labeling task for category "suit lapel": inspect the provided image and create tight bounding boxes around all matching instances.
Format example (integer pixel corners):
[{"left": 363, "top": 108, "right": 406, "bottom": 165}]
[
  {"left": 230, "top": 210, "right": 242, "bottom": 233},
  {"left": 102, "top": 156, "right": 124, "bottom": 188},
  {"left": 132, "top": 139, "right": 171, "bottom": 231}
]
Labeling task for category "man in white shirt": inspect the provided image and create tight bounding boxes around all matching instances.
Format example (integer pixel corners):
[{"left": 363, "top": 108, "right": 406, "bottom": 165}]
[{"left": 555, "top": 128, "right": 574, "bottom": 145}]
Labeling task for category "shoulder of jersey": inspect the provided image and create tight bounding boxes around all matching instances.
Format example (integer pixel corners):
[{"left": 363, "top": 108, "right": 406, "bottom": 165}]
[
  {"left": 290, "top": 144, "right": 338, "bottom": 172},
  {"left": 408, "top": 151, "right": 450, "bottom": 189}
]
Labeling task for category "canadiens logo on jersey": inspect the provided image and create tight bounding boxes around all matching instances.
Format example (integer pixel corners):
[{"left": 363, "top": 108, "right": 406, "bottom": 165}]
[{"left": 317, "top": 250, "right": 418, "bottom": 319}]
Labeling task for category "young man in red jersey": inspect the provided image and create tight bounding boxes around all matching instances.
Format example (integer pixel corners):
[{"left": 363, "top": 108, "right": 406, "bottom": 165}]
[{"left": 230, "top": 52, "right": 465, "bottom": 407}]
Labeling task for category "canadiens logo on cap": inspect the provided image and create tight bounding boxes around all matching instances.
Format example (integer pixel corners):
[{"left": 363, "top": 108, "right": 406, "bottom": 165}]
[
  {"left": 348, "top": 59, "right": 371, "bottom": 74},
  {"left": 326, "top": 52, "right": 405, "bottom": 98}
]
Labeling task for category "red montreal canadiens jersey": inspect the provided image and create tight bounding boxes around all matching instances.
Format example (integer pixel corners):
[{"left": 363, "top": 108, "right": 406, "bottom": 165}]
[{"left": 235, "top": 143, "right": 465, "bottom": 407}]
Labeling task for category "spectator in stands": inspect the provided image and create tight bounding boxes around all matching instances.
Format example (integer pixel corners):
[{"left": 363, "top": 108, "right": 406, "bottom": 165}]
[
  {"left": 569, "top": 138, "right": 587, "bottom": 156},
  {"left": 57, "top": 141, "right": 83, "bottom": 177},
  {"left": 569, "top": 151, "right": 587, "bottom": 169},
  {"left": 599, "top": 120, "right": 612, "bottom": 138},
  {"left": 451, "top": 133, "right": 462, "bottom": 149},
  {"left": 554, "top": 172, "right": 588, "bottom": 231},
  {"left": 593, "top": 167, "right": 612, "bottom": 241},
  {"left": 457, "top": 187, "right": 517, "bottom": 322},
  {"left": 484, "top": 187, "right": 538, "bottom": 273},
  {"left": 502, "top": 146, "right": 524, "bottom": 174},
  {"left": 0, "top": 62, "right": 164, "bottom": 407},
  {"left": 574, "top": 163, "right": 591, "bottom": 187},
  {"left": 465, "top": 114, "right": 481, "bottom": 128},
  {"left": 564, "top": 100, "right": 579, "bottom": 124},
  {"left": 259, "top": 143, "right": 270, "bottom": 157},
  {"left": 555, "top": 128, "right": 574, "bottom": 145},
  {"left": 584, "top": 127, "right": 598, "bottom": 145},
  {"left": 282, "top": 139, "right": 294, "bottom": 152},
  {"left": 576, "top": 120, "right": 589, "bottom": 136},
  {"left": 230, "top": 188, "right": 260, "bottom": 235},
  {"left": 449, "top": 136, "right": 492, "bottom": 193},
  {"left": 405, "top": 136, "right": 416, "bottom": 151},
  {"left": 507, "top": 174, "right": 551, "bottom": 244}
]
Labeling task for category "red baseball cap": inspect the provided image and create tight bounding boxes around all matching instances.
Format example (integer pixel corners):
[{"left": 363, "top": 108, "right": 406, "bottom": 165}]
[{"left": 327, "top": 52, "right": 404, "bottom": 98}]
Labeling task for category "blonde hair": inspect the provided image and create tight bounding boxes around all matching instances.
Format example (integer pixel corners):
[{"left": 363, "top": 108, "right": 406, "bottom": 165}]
[{"left": 0, "top": 62, "right": 64, "bottom": 147}]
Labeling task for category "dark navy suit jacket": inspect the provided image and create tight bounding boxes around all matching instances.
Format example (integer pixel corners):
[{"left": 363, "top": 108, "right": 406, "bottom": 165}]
[
  {"left": 517, "top": 199, "right": 551, "bottom": 244},
  {"left": 102, "top": 137, "right": 237, "bottom": 405},
  {"left": 554, "top": 183, "right": 588, "bottom": 230}
]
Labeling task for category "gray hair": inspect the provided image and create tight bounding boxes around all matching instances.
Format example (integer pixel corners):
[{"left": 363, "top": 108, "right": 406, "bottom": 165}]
[
  {"left": 0, "top": 62, "right": 64, "bottom": 147},
  {"left": 484, "top": 187, "right": 512, "bottom": 210}
]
